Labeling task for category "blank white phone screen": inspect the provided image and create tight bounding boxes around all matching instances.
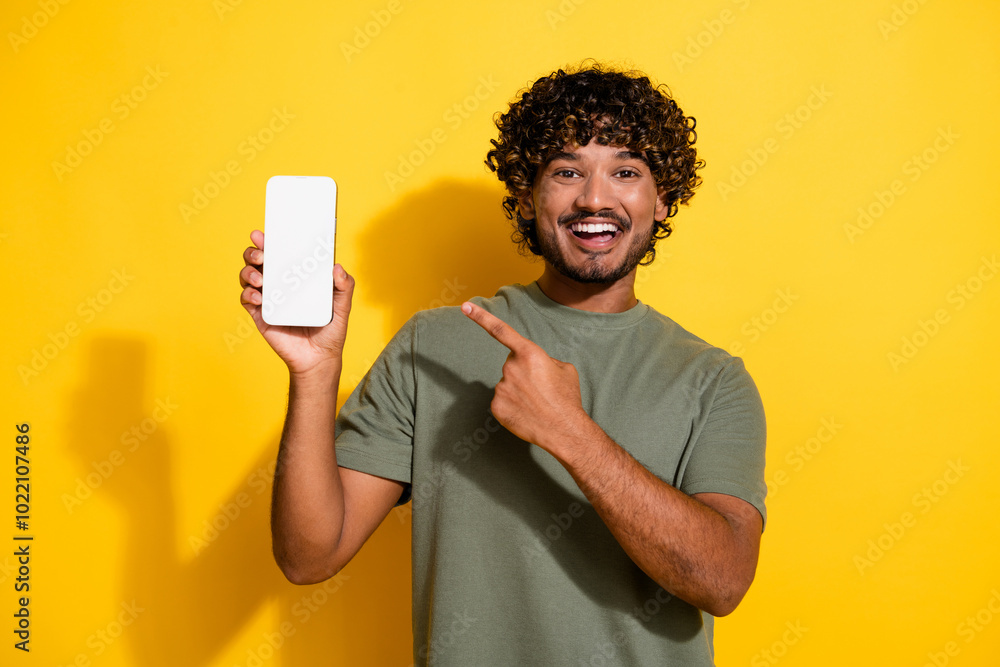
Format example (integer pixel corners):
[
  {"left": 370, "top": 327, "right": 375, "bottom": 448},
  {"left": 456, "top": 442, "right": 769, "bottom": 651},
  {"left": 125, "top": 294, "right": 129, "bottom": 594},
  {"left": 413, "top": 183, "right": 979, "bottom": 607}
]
[{"left": 262, "top": 175, "right": 337, "bottom": 327}]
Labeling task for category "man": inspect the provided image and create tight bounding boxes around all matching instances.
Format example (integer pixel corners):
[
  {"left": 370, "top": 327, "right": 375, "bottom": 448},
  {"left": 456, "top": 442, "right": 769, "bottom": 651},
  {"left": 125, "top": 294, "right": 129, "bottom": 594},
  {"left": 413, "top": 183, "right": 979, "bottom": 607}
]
[{"left": 239, "top": 63, "right": 766, "bottom": 665}]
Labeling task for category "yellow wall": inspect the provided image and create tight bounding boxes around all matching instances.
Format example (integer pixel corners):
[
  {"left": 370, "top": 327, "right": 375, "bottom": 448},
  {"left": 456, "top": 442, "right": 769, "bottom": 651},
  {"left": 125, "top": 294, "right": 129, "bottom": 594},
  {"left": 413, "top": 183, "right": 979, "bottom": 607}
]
[{"left": 3, "top": 0, "right": 998, "bottom": 664}]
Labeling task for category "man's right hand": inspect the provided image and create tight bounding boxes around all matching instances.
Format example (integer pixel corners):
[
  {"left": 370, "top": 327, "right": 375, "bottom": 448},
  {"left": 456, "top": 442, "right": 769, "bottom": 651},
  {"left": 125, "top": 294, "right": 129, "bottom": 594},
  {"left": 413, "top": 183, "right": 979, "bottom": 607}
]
[{"left": 238, "top": 229, "right": 355, "bottom": 376}]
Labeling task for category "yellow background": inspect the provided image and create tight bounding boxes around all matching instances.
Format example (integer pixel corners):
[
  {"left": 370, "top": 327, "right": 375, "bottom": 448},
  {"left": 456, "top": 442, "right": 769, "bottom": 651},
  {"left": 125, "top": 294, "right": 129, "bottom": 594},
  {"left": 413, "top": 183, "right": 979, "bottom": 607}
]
[{"left": 2, "top": 0, "right": 998, "bottom": 664}]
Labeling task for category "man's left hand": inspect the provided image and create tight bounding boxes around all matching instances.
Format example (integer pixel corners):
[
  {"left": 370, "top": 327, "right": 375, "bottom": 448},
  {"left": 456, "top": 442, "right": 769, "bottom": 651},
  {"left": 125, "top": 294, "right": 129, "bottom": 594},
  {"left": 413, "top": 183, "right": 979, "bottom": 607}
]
[{"left": 462, "top": 301, "right": 591, "bottom": 453}]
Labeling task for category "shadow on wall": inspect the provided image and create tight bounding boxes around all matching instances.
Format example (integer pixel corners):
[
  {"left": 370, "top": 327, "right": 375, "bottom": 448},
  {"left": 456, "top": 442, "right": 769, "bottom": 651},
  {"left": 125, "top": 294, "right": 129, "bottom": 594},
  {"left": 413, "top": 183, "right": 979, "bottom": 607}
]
[
  {"left": 358, "top": 178, "right": 541, "bottom": 339},
  {"left": 65, "top": 336, "right": 276, "bottom": 665},
  {"left": 58, "top": 179, "right": 541, "bottom": 666},
  {"left": 65, "top": 336, "right": 413, "bottom": 666}
]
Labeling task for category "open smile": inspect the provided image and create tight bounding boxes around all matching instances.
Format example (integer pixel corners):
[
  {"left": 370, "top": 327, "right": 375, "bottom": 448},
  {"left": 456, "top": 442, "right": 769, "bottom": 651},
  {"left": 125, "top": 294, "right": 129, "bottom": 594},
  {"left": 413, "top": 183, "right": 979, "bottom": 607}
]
[{"left": 566, "top": 220, "right": 624, "bottom": 249}]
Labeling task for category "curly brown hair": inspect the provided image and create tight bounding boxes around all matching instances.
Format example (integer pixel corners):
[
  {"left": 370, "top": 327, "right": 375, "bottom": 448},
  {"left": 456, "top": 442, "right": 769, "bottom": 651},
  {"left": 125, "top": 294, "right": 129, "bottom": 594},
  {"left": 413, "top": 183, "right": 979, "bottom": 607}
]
[{"left": 485, "top": 62, "right": 704, "bottom": 265}]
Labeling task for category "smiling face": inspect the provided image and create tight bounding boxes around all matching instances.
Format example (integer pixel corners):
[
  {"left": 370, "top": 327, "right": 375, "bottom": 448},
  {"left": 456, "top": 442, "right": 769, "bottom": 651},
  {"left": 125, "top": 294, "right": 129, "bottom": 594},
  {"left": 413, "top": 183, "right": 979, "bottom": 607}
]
[{"left": 518, "top": 140, "right": 670, "bottom": 285}]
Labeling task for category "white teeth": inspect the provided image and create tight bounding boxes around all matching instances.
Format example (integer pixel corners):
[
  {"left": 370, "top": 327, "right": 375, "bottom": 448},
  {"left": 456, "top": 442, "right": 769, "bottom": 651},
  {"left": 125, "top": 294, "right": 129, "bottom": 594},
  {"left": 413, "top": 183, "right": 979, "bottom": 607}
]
[{"left": 570, "top": 222, "right": 618, "bottom": 233}]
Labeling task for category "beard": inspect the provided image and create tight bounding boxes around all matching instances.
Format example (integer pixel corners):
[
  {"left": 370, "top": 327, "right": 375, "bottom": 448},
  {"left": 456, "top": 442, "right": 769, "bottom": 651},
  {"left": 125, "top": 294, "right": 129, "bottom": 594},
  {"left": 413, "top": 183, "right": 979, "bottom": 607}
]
[{"left": 535, "top": 214, "right": 654, "bottom": 285}]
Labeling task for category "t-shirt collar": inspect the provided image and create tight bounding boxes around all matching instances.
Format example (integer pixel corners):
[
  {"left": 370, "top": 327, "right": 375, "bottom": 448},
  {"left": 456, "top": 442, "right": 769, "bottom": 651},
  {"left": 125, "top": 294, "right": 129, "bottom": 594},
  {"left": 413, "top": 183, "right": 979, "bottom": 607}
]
[{"left": 520, "top": 281, "right": 650, "bottom": 329}]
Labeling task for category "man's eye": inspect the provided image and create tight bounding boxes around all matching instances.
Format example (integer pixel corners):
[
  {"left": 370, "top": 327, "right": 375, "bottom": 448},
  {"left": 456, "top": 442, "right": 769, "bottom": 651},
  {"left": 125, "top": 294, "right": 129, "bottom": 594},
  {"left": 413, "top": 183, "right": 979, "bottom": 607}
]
[
  {"left": 554, "top": 169, "right": 577, "bottom": 178},
  {"left": 617, "top": 168, "right": 640, "bottom": 178}
]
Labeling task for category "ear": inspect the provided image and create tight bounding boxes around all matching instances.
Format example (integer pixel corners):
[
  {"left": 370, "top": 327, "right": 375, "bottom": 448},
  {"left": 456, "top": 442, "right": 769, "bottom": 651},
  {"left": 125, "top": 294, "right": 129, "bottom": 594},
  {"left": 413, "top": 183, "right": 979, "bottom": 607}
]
[
  {"left": 517, "top": 191, "right": 536, "bottom": 221},
  {"left": 653, "top": 187, "right": 670, "bottom": 222}
]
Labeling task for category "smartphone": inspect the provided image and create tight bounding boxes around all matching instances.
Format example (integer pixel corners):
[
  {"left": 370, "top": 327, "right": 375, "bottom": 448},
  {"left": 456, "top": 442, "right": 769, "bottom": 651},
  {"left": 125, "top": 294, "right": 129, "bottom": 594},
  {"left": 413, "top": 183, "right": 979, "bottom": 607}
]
[{"left": 261, "top": 175, "right": 337, "bottom": 327}]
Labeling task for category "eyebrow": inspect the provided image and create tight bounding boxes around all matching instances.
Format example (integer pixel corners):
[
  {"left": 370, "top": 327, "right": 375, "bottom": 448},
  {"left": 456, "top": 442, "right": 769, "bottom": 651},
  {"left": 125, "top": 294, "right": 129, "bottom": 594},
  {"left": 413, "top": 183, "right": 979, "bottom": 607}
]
[
  {"left": 616, "top": 150, "right": 648, "bottom": 163},
  {"left": 548, "top": 150, "right": 649, "bottom": 164}
]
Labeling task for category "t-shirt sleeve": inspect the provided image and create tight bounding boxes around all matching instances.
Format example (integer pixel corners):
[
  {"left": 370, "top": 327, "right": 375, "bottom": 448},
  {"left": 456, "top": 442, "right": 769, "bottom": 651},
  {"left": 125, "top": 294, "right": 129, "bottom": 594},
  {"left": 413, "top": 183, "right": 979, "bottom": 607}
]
[
  {"left": 334, "top": 316, "right": 418, "bottom": 506},
  {"left": 679, "top": 356, "right": 767, "bottom": 527}
]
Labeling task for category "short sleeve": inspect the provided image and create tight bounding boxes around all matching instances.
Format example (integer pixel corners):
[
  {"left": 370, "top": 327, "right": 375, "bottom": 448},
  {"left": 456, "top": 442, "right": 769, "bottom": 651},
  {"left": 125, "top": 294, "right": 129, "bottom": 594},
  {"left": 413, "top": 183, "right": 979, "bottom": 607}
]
[
  {"left": 679, "top": 357, "right": 767, "bottom": 527},
  {"left": 334, "top": 316, "right": 419, "bottom": 506}
]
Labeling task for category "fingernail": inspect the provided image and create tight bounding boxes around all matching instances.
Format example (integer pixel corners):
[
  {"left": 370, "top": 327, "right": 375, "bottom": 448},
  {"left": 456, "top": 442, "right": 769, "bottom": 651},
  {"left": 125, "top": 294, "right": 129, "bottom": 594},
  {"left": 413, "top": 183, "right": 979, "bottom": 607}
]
[{"left": 461, "top": 303, "right": 472, "bottom": 314}]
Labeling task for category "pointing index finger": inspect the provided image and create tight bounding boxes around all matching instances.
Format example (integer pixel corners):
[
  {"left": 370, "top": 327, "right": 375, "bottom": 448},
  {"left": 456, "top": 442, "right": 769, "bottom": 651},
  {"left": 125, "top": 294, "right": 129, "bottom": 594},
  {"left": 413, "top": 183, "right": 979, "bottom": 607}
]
[{"left": 461, "top": 301, "right": 530, "bottom": 353}]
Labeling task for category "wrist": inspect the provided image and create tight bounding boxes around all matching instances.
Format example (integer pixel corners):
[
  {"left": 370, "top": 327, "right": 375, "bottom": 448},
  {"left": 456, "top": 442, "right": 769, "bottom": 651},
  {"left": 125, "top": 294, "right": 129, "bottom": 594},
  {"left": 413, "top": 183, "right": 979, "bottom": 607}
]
[
  {"left": 289, "top": 359, "right": 343, "bottom": 390},
  {"left": 544, "top": 409, "right": 601, "bottom": 465}
]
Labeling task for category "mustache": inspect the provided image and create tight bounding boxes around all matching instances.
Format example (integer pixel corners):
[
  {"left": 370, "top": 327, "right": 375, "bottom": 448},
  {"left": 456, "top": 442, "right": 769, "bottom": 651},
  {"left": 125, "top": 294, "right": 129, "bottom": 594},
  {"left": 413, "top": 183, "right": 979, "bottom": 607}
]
[{"left": 558, "top": 210, "right": 630, "bottom": 231}]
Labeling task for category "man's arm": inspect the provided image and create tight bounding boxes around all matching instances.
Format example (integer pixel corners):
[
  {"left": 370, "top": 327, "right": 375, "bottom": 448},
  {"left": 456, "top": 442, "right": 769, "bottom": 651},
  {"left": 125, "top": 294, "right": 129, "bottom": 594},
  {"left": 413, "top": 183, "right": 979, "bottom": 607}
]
[
  {"left": 270, "top": 366, "right": 406, "bottom": 584},
  {"left": 548, "top": 418, "right": 761, "bottom": 617},
  {"left": 239, "top": 229, "right": 405, "bottom": 584},
  {"left": 461, "top": 301, "right": 762, "bottom": 616}
]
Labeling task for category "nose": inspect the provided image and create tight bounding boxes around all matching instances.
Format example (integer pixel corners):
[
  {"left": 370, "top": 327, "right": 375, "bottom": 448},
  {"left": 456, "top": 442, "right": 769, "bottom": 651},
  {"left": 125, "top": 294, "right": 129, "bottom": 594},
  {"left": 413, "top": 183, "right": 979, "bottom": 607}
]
[{"left": 576, "top": 174, "right": 615, "bottom": 213}]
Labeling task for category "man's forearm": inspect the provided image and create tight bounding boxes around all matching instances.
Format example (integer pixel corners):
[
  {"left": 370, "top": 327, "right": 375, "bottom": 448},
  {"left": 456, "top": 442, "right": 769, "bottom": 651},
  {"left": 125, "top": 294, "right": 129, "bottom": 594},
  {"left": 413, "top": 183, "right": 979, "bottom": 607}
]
[
  {"left": 549, "top": 419, "right": 759, "bottom": 617},
  {"left": 270, "top": 362, "right": 345, "bottom": 584}
]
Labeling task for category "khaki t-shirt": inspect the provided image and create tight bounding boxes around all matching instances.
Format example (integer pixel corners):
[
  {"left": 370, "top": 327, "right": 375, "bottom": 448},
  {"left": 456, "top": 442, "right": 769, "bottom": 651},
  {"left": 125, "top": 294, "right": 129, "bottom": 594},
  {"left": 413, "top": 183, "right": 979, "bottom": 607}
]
[{"left": 335, "top": 282, "right": 766, "bottom": 666}]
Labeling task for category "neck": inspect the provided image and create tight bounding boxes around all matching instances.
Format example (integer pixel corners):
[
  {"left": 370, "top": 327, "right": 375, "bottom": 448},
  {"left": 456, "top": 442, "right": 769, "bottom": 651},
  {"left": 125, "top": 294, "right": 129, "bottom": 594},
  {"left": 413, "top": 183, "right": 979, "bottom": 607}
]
[{"left": 536, "top": 264, "right": 638, "bottom": 313}]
